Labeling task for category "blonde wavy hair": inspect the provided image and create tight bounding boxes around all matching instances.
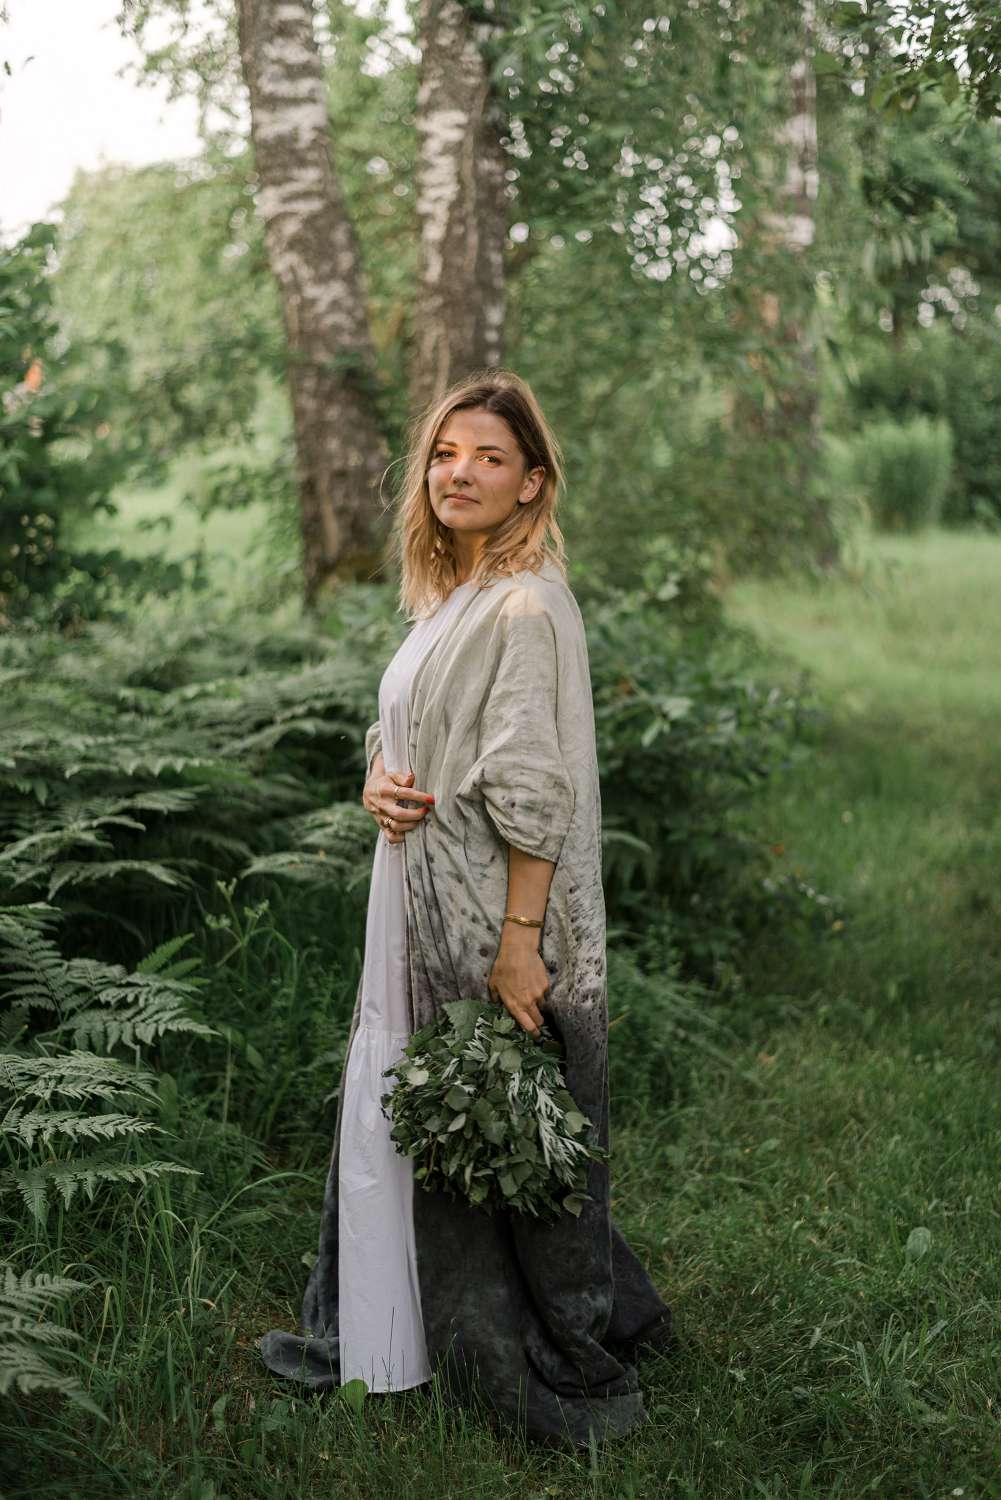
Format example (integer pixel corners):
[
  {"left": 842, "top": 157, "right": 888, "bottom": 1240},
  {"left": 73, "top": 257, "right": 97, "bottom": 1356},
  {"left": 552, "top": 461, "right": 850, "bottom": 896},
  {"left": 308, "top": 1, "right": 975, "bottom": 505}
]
[{"left": 385, "top": 368, "right": 569, "bottom": 621}]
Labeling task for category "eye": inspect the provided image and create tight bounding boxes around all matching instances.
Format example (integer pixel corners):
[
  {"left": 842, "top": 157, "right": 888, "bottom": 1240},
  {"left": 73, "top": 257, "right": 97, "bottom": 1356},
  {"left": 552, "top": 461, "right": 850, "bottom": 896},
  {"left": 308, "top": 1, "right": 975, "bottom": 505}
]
[{"left": 432, "top": 448, "right": 501, "bottom": 464}]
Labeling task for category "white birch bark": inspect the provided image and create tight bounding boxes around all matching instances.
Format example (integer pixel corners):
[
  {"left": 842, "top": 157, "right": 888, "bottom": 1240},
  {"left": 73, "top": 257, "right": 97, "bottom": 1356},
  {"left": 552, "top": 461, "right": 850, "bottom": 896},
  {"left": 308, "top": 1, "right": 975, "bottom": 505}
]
[
  {"left": 411, "top": 0, "right": 509, "bottom": 409},
  {"left": 236, "top": 0, "right": 390, "bottom": 601}
]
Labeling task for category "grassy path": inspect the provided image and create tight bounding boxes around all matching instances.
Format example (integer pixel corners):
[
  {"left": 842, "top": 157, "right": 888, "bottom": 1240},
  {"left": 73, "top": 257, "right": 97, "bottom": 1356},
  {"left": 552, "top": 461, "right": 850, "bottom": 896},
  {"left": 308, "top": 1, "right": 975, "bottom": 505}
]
[{"left": 618, "top": 530, "right": 1001, "bottom": 1497}]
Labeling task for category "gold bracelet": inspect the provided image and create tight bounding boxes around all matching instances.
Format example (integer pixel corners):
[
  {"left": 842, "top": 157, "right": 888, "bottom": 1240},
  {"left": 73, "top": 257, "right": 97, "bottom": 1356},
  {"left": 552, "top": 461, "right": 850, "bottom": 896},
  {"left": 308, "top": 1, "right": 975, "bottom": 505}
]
[{"left": 504, "top": 913, "right": 543, "bottom": 928}]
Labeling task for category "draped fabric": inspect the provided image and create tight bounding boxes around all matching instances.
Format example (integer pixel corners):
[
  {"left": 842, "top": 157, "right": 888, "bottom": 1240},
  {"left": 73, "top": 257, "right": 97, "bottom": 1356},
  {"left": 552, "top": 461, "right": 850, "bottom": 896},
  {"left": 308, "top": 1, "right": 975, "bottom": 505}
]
[{"left": 259, "top": 561, "right": 676, "bottom": 1448}]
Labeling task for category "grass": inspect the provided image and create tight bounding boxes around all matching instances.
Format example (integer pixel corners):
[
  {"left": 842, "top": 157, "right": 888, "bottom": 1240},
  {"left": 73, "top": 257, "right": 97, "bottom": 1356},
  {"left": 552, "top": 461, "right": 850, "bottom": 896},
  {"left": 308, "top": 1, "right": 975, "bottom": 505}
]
[
  {"left": 65, "top": 447, "right": 280, "bottom": 596},
  {"left": 3, "top": 526, "right": 1000, "bottom": 1498}
]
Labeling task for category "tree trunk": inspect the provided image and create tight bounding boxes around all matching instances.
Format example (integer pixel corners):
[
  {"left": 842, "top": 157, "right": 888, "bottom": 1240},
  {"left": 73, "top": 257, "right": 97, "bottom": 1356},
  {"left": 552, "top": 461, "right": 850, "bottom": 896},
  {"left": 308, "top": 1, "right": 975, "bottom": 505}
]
[
  {"left": 236, "top": 0, "right": 390, "bottom": 603},
  {"left": 410, "top": 0, "right": 509, "bottom": 411},
  {"left": 728, "top": 0, "right": 839, "bottom": 572}
]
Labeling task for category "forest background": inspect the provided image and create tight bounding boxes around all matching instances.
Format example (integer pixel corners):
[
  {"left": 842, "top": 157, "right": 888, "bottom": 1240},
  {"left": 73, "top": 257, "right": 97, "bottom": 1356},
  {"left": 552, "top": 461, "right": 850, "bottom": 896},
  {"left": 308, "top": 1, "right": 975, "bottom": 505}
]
[{"left": 3, "top": 1, "right": 1001, "bottom": 1495}]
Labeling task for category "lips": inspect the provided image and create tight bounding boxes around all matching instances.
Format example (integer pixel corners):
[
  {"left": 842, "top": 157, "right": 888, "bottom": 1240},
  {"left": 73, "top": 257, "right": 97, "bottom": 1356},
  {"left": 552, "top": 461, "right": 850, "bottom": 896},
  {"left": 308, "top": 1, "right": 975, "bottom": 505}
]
[{"left": 445, "top": 493, "right": 477, "bottom": 503}]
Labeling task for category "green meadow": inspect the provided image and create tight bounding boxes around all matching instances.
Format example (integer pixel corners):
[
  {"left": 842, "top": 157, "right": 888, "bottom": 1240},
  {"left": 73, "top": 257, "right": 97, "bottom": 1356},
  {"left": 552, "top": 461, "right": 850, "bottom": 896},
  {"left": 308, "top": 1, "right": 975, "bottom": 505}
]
[{"left": 5, "top": 527, "right": 998, "bottom": 1499}]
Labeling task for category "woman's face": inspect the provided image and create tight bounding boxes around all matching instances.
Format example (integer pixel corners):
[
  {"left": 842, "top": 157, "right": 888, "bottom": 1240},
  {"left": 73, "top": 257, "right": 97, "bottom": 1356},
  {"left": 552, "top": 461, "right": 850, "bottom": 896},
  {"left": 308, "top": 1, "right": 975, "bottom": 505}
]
[{"left": 427, "top": 408, "right": 545, "bottom": 542}]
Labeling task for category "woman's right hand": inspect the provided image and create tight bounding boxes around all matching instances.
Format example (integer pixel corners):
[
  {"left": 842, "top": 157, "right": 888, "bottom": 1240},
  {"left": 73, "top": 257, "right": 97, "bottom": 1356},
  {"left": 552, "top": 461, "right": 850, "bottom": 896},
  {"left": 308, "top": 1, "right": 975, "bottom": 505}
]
[{"left": 362, "top": 762, "right": 435, "bottom": 844}]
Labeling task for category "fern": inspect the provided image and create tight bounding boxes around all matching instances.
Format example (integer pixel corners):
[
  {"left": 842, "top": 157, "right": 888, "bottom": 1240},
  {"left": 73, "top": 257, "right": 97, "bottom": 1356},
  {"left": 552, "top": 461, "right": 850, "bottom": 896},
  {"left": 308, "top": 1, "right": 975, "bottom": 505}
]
[
  {"left": 8, "top": 1154, "right": 200, "bottom": 1225},
  {"left": 0, "top": 1050, "right": 159, "bottom": 1107},
  {"left": 0, "top": 911, "right": 213, "bottom": 1227},
  {"left": 46, "top": 859, "right": 193, "bottom": 899},
  {"left": 0, "top": 906, "right": 68, "bottom": 1022},
  {"left": 0, "top": 910, "right": 216, "bottom": 1053},
  {"left": 240, "top": 802, "right": 375, "bottom": 892},
  {"left": 0, "top": 1264, "right": 103, "bottom": 1416}
]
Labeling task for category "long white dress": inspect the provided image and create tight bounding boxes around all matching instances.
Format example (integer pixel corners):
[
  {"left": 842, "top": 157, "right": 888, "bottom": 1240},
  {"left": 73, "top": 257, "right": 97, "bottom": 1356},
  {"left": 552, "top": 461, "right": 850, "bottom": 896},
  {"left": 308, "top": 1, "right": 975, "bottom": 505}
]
[{"left": 336, "top": 579, "right": 477, "bottom": 1392}]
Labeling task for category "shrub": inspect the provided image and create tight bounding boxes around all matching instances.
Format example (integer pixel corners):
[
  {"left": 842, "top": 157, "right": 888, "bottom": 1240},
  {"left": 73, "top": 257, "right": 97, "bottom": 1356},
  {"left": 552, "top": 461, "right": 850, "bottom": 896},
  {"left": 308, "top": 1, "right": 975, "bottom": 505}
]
[
  {"left": 0, "top": 223, "right": 134, "bottom": 625},
  {"left": 845, "top": 414, "right": 953, "bottom": 532},
  {"left": 851, "top": 327, "right": 1001, "bottom": 524},
  {"left": 580, "top": 550, "right": 817, "bottom": 983},
  {"left": 605, "top": 933, "right": 734, "bottom": 1124}
]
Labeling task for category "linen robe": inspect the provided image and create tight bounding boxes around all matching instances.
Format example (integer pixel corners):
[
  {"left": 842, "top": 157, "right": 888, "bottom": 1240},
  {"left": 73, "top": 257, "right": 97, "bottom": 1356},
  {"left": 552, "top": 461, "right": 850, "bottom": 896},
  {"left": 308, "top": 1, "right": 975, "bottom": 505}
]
[{"left": 260, "top": 559, "right": 676, "bottom": 1448}]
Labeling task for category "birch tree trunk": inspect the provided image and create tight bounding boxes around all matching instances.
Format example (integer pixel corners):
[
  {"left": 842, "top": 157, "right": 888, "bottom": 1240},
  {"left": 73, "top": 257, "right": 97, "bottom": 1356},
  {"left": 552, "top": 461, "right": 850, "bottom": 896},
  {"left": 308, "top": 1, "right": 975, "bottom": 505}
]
[
  {"left": 761, "top": 0, "right": 839, "bottom": 569},
  {"left": 236, "top": 0, "right": 390, "bottom": 603},
  {"left": 411, "top": 0, "right": 509, "bottom": 410},
  {"left": 727, "top": 0, "right": 839, "bottom": 571}
]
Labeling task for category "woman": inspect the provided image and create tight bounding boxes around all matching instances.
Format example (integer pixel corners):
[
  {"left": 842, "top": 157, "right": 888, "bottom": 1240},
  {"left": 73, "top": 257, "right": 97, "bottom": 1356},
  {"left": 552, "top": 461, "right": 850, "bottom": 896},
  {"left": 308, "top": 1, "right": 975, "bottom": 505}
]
[{"left": 259, "top": 369, "right": 676, "bottom": 1448}]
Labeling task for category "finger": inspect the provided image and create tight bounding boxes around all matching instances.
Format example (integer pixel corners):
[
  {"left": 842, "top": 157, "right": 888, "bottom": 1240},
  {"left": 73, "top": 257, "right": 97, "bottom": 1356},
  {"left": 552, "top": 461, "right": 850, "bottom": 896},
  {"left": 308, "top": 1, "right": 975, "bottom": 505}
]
[
  {"left": 394, "top": 788, "right": 436, "bottom": 809},
  {"left": 384, "top": 803, "right": 426, "bottom": 825}
]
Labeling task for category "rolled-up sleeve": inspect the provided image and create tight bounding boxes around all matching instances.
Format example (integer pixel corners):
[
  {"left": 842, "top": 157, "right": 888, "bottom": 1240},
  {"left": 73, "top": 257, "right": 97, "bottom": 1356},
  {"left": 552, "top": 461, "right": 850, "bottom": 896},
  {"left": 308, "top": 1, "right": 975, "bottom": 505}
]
[
  {"left": 457, "top": 590, "right": 575, "bottom": 865},
  {"left": 364, "top": 719, "right": 383, "bottom": 779}
]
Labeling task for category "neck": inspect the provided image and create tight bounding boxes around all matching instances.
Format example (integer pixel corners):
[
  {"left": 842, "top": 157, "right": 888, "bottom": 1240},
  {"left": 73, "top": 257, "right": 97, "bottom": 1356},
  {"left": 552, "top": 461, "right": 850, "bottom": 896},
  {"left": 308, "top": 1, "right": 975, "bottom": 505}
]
[{"left": 453, "top": 534, "right": 486, "bottom": 585}]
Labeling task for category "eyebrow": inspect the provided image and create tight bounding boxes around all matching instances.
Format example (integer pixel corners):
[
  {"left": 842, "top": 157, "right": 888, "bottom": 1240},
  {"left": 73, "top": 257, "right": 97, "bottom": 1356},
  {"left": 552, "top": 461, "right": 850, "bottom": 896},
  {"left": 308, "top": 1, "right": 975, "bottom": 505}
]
[{"left": 433, "top": 441, "right": 509, "bottom": 453}]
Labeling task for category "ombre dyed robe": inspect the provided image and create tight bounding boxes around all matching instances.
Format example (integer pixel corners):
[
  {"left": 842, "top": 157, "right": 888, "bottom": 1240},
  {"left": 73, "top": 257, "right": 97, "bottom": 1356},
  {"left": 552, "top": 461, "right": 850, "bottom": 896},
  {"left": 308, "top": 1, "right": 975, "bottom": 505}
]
[{"left": 259, "top": 559, "right": 676, "bottom": 1447}]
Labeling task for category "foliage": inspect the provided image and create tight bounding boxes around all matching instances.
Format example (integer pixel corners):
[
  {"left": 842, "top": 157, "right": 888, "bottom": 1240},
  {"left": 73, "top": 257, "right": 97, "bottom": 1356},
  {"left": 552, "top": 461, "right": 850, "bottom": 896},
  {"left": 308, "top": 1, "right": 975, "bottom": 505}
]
[
  {"left": 605, "top": 933, "right": 735, "bottom": 1123},
  {"left": 0, "top": 1263, "right": 102, "bottom": 1416},
  {"left": 0, "top": 591, "right": 396, "bottom": 954},
  {"left": 0, "top": 904, "right": 211, "bottom": 1224},
  {"left": 51, "top": 158, "right": 286, "bottom": 491},
  {"left": 849, "top": 326, "right": 1001, "bottom": 523},
  {"left": 0, "top": 223, "right": 134, "bottom": 623},
  {"left": 579, "top": 548, "right": 820, "bottom": 983},
  {"left": 0, "top": 903, "right": 214, "bottom": 1408},
  {"left": 0, "top": 562, "right": 820, "bottom": 989},
  {"left": 839, "top": 0, "right": 1001, "bottom": 119},
  {"left": 830, "top": 413, "right": 953, "bottom": 533},
  {"left": 381, "top": 997, "right": 608, "bottom": 1220}
]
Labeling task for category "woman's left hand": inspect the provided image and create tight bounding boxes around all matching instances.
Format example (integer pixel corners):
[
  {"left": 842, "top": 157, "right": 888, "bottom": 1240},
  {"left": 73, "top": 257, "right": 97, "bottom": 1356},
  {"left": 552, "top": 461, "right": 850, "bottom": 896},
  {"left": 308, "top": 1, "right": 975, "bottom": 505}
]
[{"left": 488, "top": 930, "right": 549, "bottom": 1038}]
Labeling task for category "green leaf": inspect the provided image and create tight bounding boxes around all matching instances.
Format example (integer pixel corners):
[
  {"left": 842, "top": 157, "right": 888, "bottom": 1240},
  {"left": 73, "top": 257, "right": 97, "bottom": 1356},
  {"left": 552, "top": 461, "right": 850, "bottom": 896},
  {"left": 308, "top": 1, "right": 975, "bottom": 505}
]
[
  {"left": 340, "top": 1378, "right": 368, "bottom": 1414},
  {"left": 905, "top": 1226, "right": 932, "bottom": 1262}
]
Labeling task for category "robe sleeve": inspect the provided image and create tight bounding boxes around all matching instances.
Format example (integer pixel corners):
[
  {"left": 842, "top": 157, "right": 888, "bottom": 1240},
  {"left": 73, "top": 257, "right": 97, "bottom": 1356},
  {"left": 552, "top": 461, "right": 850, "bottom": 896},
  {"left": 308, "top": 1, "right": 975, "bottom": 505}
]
[
  {"left": 457, "top": 589, "right": 575, "bottom": 865},
  {"left": 364, "top": 719, "right": 383, "bottom": 779}
]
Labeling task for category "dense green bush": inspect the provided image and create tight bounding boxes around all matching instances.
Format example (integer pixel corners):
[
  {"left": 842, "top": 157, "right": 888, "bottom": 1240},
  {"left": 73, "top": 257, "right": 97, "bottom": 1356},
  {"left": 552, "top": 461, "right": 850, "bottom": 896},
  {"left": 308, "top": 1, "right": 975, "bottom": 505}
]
[
  {"left": 851, "top": 328, "right": 1001, "bottom": 524},
  {"left": 579, "top": 550, "right": 820, "bottom": 983},
  {"left": 835, "top": 414, "right": 953, "bottom": 533},
  {"left": 0, "top": 223, "right": 139, "bottom": 625}
]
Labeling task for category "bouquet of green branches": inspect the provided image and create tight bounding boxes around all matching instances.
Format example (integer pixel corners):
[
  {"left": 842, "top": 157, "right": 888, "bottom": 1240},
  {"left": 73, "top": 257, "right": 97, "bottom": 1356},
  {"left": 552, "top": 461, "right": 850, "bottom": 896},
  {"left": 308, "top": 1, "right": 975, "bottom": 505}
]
[{"left": 380, "top": 997, "right": 609, "bottom": 1221}]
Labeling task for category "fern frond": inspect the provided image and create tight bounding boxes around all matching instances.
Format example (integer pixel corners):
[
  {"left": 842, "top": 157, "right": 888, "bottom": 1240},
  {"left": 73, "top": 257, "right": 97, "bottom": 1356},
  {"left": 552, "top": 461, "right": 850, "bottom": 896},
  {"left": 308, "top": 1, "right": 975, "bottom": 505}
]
[
  {"left": 1, "top": 1264, "right": 89, "bottom": 1320},
  {"left": 0, "top": 820, "right": 122, "bottom": 868},
  {"left": 0, "top": 1264, "right": 104, "bottom": 1415},
  {"left": 5, "top": 1155, "right": 201, "bottom": 1223},
  {"left": 0, "top": 1051, "right": 159, "bottom": 1107},
  {"left": 0, "top": 912, "right": 72, "bottom": 1013},
  {"left": 132, "top": 932, "right": 209, "bottom": 985},
  {"left": 47, "top": 860, "right": 193, "bottom": 899},
  {"left": 239, "top": 851, "right": 358, "bottom": 886},
  {"left": 2, "top": 1107, "right": 157, "bottom": 1150},
  {"left": 52, "top": 995, "right": 216, "bottom": 1051}
]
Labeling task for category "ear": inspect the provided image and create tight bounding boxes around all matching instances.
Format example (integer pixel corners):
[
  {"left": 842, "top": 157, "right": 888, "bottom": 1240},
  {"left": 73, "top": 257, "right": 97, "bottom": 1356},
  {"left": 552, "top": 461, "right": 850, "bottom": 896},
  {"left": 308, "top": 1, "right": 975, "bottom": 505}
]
[{"left": 520, "top": 465, "right": 546, "bottom": 504}]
